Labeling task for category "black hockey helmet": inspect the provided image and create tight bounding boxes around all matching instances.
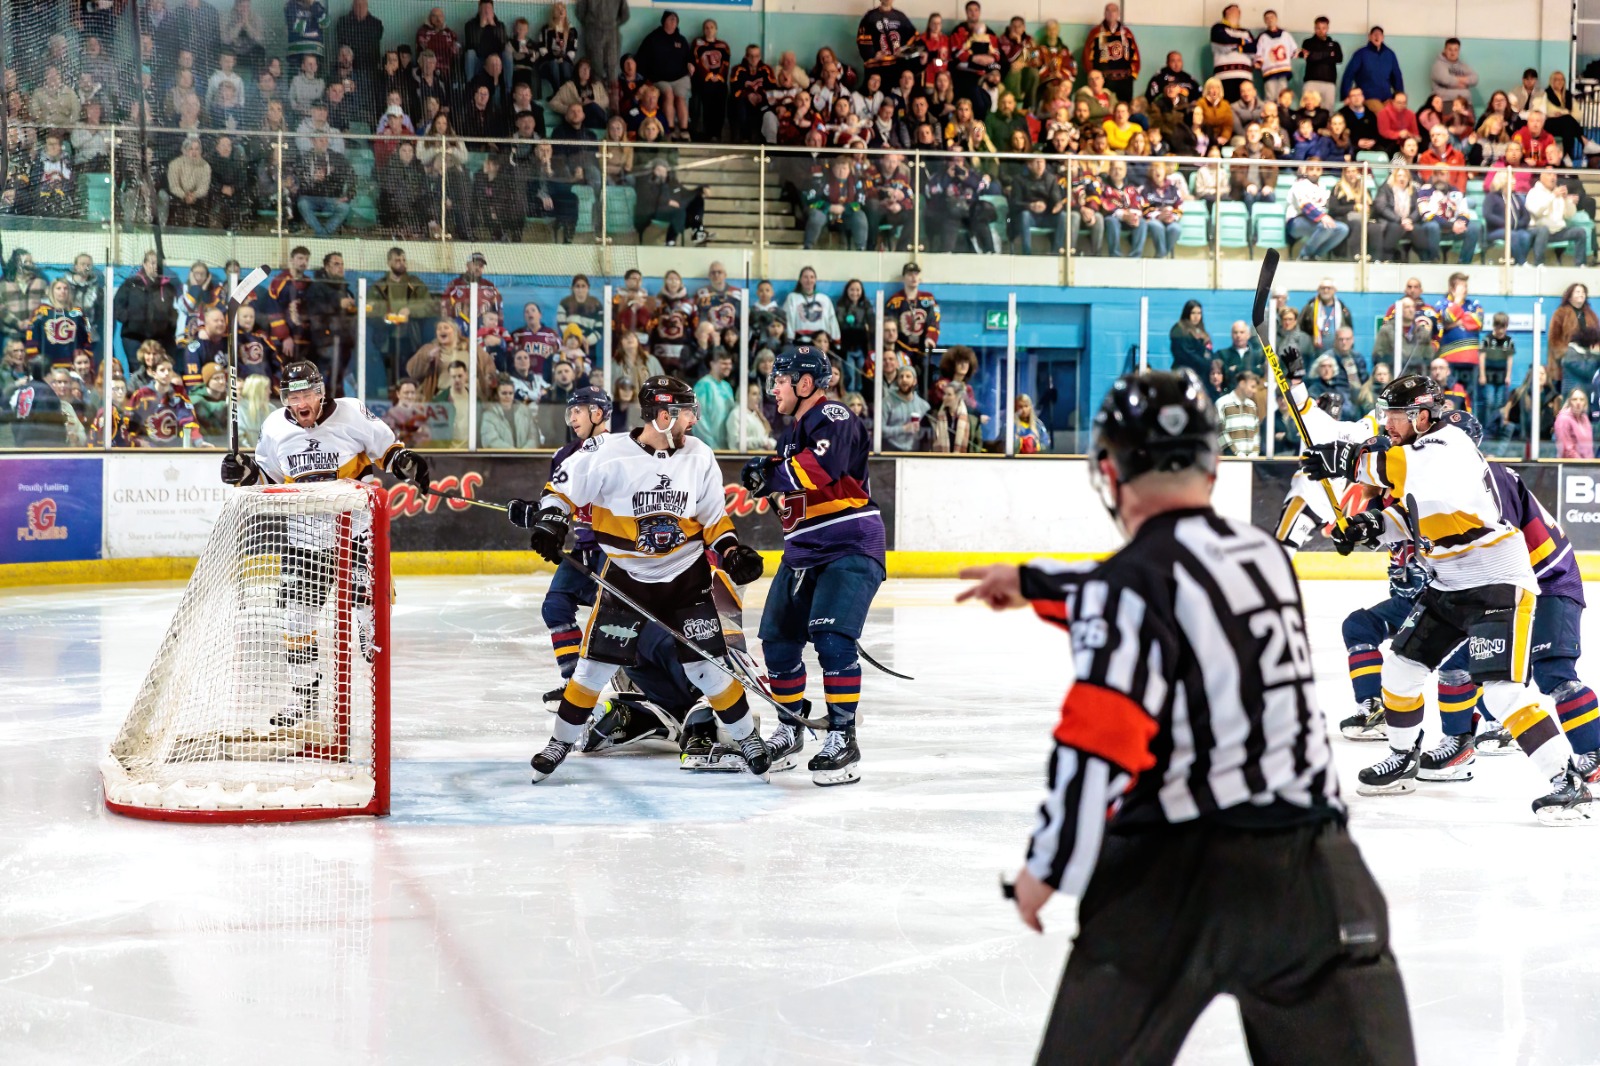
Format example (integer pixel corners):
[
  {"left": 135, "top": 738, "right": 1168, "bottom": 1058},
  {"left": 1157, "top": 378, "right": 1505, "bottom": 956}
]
[
  {"left": 1091, "top": 369, "right": 1219, "bottom": 484},
  {"left": 639, "top": 375, "right": 697, "bottom": 421},
  {"left": 1376, "top": 374, "right": 1441, "bottom": 421},
  {"left": 280, "top": 360, "right": 324, "bottom": 397},
  {"left": 1438, "top": 407, "right": 1484, "bottom": 446},
  {"left": 566, "top": 384, "right": 613, "bottom": 419},
  {"left": 772, "top": 344, "right": 833, "bottom": 391}
]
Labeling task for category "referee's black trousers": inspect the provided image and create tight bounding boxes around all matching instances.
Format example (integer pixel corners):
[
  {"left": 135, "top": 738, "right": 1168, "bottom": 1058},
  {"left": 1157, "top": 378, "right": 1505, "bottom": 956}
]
[{"left": 1036, "top": 819, "right": 1416, "bottom": 1066}]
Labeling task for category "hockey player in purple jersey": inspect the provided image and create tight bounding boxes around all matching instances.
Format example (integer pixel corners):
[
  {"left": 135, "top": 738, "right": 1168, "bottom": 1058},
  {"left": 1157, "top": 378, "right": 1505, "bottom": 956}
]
[{"left": 742, "top": 346, "right": 886, "bottom": 785}]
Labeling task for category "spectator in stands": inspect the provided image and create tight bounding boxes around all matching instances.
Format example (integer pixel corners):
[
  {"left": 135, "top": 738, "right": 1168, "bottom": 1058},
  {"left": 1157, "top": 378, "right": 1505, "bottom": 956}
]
[
  {"left": 1340, "top": 26, "right": 1401, "bottom": 105},
  {"left": 1208, "top": 5, "right": 1254, "bottom": 104},
  {"left": 725, "top": 382, "right": 775, "bottom": 450},
  {"left": 294, "top": 136, "right": 353, "bottom": 236},
  {"left": 1219, "top": 320, "right": 1264, "bottom": 385},
  {"left": 1483, "top": 169, "right": 1534, "bottom": 265},
  {"left": 803, "top": 155, "right": 869, "bottom": 250},
  {"left": 919, "top": 378, "right": 976, "bottom": 452},
  {"left": 1554, "top": 388, "right": 1593, "bottom": 458},
  {"left": 1373, "top": 165, "right": 1424, "bottom": 262},
  {"left": 1293, "top": 16, "right": 1341, "bottom": 111},
  {"left": 1419, "top": 175, "right": 1483, "bottom": 263},
  {"left": 462, "top": 0, "right": 513, "bottom": 94},
  {"left": 27, "top": 133, "right": 77, "bottom": 219},
  {"left": 125, "top": 355, "right": 200, "bottom": 447},
  {"left": 1273, "top": 306, "right": 1311, "bottom": 363},
  {"left": 1295, "top": 280, "right": 1351, "bottom": 355},
  {"left": 558, "top": 274, "right": 604, "bottom": 359},
  {"left": 691, "top": 349, "right": 736, "bottom": 448},
  {"left": 1546, "top": 284, "right": 1597, "bottom": 389},
  {"left": 1144, "top": 50, "right": 1198, "bottom": 109},
  {"left": 1284, "top": 162, "right": 1348, "bottom": 261},
  {"left": 1009, "top": 154, "right": 1067, "bottom": 254},
  {"left": 1169, "top": 301, "right": 1213, "bottom": 378},
  {"left": 638, "top": 11, "right": 693, "bottom": 141},
  {"left": 1337, "top": 87, "right": 1380, "bottom": 154},
  {"left": 1526, "top": 168, "right": 1588, "bottom": 266},
  {"left": 383, "top": 378, "right": 432, "bottom": 447},
  {"left": 1099, "top": 159, "right": 1148, "bottom": 257},
  {"left": 925, "top": 150, "right": 997, "bottom": 253},
  {"left": 1325, "top": 325, "right": 1370, "bottom": 388},
  {"left": 1377, "top": 91, "right": 1418, "bottom": 153},
  {"left": 551, "top": 59, "right": 609, "bottom": 129},
  {"left": 1418, "top": 124, "right": 1467, "bottom": 191},
  {"left": 406, "top": 319, "right": 486, "bottom": 401},
  {"left": 376, "top": 139, "right": 432, "bottom": 239},
  {"left": 1428, "top": 38, "right": 1479, "bottom": 105},
  {"left": 1540, "top": 70, "right": 1586, "bottom": 161},
  {"left": 1142, "top": 160, "right": 1186, "bottom": 258},
  {"left": 1194, "top": 78, "right": 1233, "bottom": 147},
  {"left": 111, "top": 251, "right": 178, "bottom": 366},
  {"left": 1513, "top": 106, "right": 1555, "bottom": 161},
  {"left": 479, "top": 378, "right": 539, "bottom": 448},
  {"left": 165, "top": 136, "right": 211, "bottom": 228},
  {"left": 1083, "top": 3, "right": 1140, "bottom": 104},
  {"left": 1228, "top": 123, "right": 1277, "bottom": 207},
  {"left": 782, "top": 266, "right": 839, "bottom": 347},
  {"left": 882, "top": 364, "right": 929, "bottom": 451},
  {"left": 634, "top": 157, "right": 694, "bottom": 246}
]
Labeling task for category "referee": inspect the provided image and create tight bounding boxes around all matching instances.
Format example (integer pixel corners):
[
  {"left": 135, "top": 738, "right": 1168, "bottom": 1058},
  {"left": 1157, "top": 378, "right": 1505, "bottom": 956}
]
[{"left": 959, "top": 370, "right": 1416, "bottom": 1065}]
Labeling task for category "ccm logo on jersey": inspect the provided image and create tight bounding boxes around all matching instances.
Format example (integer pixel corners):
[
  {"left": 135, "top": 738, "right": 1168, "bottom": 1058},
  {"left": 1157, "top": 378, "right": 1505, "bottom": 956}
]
[{"left": 682, "top": 617, "right": 719, "bottom": 641}]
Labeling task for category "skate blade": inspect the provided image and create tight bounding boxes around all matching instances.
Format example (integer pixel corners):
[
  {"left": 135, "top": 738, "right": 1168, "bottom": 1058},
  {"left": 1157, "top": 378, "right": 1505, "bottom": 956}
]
[
  {"left": 530, "top": 769, "right": 556, "bottom": 784},
  {"left": 1356, "top": 778, "right": 1417, "bottom": 797},
  {"left": 769, "top": 752, "right": 803, "bottom": 773},
  {"left": 812, "top": 764, "right": 862, "bottom": 787},
  {"left": 1477, "top": 742, "right": 1517, "bottom": 757},
  {"left": 1340, "top": 727, "right": 1388, "bottom": 742},
  {"left": 1417, "top": 768, "right": 1475, "bottom": 782},
  {"left": 679, "top": 754, "right": 744, "bottom": 772},
  {"left": 1535, "top": 802, "right": 1597, "bottom": 826}
]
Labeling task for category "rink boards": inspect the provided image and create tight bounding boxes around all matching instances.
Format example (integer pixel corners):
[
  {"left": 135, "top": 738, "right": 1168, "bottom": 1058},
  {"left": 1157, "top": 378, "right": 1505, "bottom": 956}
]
[{"left": 1, "top": 451, "right": 1595, "bottom": 584}]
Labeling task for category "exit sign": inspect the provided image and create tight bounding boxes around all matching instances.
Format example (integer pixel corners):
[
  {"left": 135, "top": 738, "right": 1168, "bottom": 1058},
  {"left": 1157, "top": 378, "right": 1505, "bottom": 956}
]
[{"left": 984, "top": 309, "right": 1012, "bottom": 330}]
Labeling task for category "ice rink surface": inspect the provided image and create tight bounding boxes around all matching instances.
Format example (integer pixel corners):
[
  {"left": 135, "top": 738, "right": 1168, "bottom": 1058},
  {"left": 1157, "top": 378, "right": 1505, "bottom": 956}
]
[{"left": 4, "top": 573, "right": 1600, "bottom": 1065}]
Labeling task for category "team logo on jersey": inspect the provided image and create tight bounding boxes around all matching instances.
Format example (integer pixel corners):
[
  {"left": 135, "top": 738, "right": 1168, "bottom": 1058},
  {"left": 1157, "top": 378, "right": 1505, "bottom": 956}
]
[
  {"left": 18, "top": 497, "right": 66, "bottom": 541},
  {"left": 823, "top": 404, "right": 849, "bottom": 422},
  {"left": 655, "top": 474, "right": 672, "bottom": 489},
  {"left": 898, "top": 308, "right": 926, "bottom": 338},
  {"left": 635, "top": 513, "right": 686, "bottom": 554},
  {"left": 13, "top": 385, "right": 34, "bottom": 419},
  {"left": 147, "top": 408, "right": 179, "bottom": 440},
  {"left": 44, "top": 316, "right": 78, "bottom": 344}
]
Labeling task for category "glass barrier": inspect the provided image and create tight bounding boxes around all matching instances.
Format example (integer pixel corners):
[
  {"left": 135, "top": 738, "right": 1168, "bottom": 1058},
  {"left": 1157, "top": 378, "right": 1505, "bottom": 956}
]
[{"left": 0, "top": 117, "right": 1592, "bottom": 459}]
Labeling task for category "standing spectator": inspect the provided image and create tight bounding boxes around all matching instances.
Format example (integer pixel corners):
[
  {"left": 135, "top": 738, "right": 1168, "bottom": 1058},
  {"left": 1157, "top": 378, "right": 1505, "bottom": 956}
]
[
  {"left": 1296, "top": 16, "right": 1342, "bottom": 111},
  {"left": 782, "top": 266, "right": 840, "bottom": 347},
  {"left": 1427, "top": 355, "right": 1471, "bottom": 411},
  {"left": 368, "top": 247, "right": 432, "bottom": 381},
  {"left": 1340, "top": 26, "right": 1401, "bottom": 105},
  {"left": 440, "top": 252, "right": 503, "bottom": 334},
  {"left": 1013, "top": 392, "right": 1051, "bottom": 453},
  {"left": 223, "top": 0, "right": 269, "bottom": 68},
  {"left": 1323, "top": 325, "right": 1370, "bottom": 394},
  {"left": 1254, "top": 10, "right": 1295, "bottom": 102},
  {"left": 693, "top": 262, "right": 742, "bottom": 338},
  {"left": 1555, "top": 389, "right": 1593, "bottom": 458},
  {"left": 1209, "top": 5, "right": 1255, "bottom": 104},
  {"left": 857, "top": 0, "right": 916, "bottom": 84},
  {"left": 884, "top": 262, "right": 939, "bottom": 372},
  {"left": 24, "top": 279, "right": 93, "bottom": 373},
  {"left": 836, "top": 279, "right": 874, "bottom": 390},
  {"left": 335, "top": 0, "right": 384, "bottom": 74},
  {"left": 692, "top": 349, "right": 736, "bottom": 448},
  {"left": 558, "top": 274, "right": 604, "bottom": 358},
  {"left": 537, "top": 4, "right": 580, "bottom": 98},
  {"left": 1284, "top": 163, "right": 1349, "bottom": 261},
  {"left": 1430, "top": 38, "right": 1478, "bottom": 105},
  {"left": 480, "top": 378, "right": 540, "bottom": 449},
  {"left": 575, "top": 0, "right": 629, "bottom": 104},
  {"left": 285, "top": 0, "right": 327, "bottom": 62},
  {"left": 1481, "top": 312, "right": 1515, "bottom": 438},
  {"left": 1217, "top": 369, "right": 1261, "bottom": 454},
  {"left": 1083, "top": 3, "right": 1140, "bottom": 104},
  {"left": 691, "top": 21, "right": 732, "bottom": 141},
  {"left": 112, "top": 251, "right": 178, "bottom": 366},
  {"left": 1169, "top": 301, "right": 1213, "bottom": 378},
  {"left": 1220, "top": 320, "right": 1264, "bottom": 384},
  {"left": 303, "top": 252, "right": 358, "bottom": 390},
  {"left": 1432, "top": 272, "right": 1483, "bottom": 393},
  {"left": 638, "top": 11, "right": 693, "bottom": 141},
  {"left": 66, "top": 256, "right": 103, "bottom": 354},
  {"left": 464, "top": 0, "right": 515, "bottom": 95},
  {"left": 1548, "top": 284, "right": 1599, "bottom": 388},
  {"left": 1560, "top": 327, "right": 1600, "bottom": 410},
  {"left": 882, "top": 364, "right": 930, "bottom": 451}
]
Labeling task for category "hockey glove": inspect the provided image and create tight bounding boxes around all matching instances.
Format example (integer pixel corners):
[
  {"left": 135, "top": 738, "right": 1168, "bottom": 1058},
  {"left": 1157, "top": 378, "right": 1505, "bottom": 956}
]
[
  {"left": 720, "top": 542, "right": 765, "bottom": 586},
  {"left": 1277, "top": 344, "right": 1304, "bottom": 382},
  {"left": 506, "top": 497, "right": 542, "bottom": 527},
  {"left": 389, "top": 448, "right": 430, "bottom": 488},
  {"left": 741, "top": 455, "right": 779, "bottom": 495},
  {"left": 528, "top": 508, "right": 573, "bottom": 564},
  {"left": 1331, "top": 509, "right": 1386, "bottom": 556},
  {"left": 1300, "top": 435, "right": 1387, "bottom": 482},
  {"left": 221, "top": 451, "right": 261, "bottom": 486}
]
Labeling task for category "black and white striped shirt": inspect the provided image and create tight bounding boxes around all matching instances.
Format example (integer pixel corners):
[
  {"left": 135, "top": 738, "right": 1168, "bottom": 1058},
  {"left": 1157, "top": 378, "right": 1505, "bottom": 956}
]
[{"left": 1021, "top": 507, "right": 1342, "bottom": 896}]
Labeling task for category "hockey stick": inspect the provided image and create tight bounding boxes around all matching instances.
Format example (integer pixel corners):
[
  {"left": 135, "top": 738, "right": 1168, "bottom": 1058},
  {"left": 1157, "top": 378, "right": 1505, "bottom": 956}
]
[
  {"left": 859, "top": 646, "right": 913, "bottom": 681},
  {"left": 555, "top": 547, "right": 830, "bottom": 728},
  {"left": 1251, "top": 249, "right": 1349, "bottom": 533},
  {"left": 425, "top": 486, "right": 508, "bottom": 512},
  {"left": 225, "top": 267, "right": 270, "bottom": 456}
]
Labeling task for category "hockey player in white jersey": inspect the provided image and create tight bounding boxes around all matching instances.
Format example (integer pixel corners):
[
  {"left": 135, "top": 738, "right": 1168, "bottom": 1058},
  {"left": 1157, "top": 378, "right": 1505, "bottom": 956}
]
[
  {"left": 1274, "top": 392, "right": 1380, "bottom": 552},
  {"left": 220, "top": 360, "right": 431, "bottom": 725},
  {"left": 507, "top": 375, "right": 769, "bottom": 783},
  {"left": 1302, "top": 373, "right": 1593, "bottom": 823}
]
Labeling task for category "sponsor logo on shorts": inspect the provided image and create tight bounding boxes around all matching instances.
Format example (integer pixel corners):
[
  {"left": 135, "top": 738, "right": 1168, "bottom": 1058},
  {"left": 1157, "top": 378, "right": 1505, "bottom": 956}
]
[
  {"left": 600, "top": 622, "right": 640, "bottom": 643},
  {"left": 682, "top": 617, "right": 720, "bottom": 641},
  {"left": 1468, "top": 636, "right": 1506, "bottom": 659}
]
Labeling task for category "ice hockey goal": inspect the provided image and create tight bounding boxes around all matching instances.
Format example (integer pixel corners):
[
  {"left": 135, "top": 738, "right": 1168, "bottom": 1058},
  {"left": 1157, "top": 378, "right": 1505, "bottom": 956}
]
[{"left": 101, "top": 481, "right": 391, "bottom": 822}]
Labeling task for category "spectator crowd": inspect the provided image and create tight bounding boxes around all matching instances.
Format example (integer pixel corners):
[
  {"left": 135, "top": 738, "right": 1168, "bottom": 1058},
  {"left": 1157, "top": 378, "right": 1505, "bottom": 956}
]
[{"left": 0, "top": 1, "right": 1592, "bottom": 262}]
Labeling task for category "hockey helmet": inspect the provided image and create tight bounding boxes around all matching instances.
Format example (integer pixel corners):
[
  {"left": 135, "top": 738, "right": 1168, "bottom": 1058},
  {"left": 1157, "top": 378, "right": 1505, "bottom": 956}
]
[
  {"left": 1091, "top": 369, "right": 1219, "bottom": 485},
  {"left": 639, "top": 375, "right": 697, "bottom": 421},
  {"left": 280, "top": 360, "right": 325, "bottom": 397},
  {"left": 1375, "top": 374, "right": 1442, "bottom": 421},
  {"left": 566, "top": 384, "right": 614, "bottom": 419},
  {"left": 1437, "top": 407, "right": 1484, "bottom": 446},
  {"left": 772, "top": 344, "right": 833, "bottom": 391}
]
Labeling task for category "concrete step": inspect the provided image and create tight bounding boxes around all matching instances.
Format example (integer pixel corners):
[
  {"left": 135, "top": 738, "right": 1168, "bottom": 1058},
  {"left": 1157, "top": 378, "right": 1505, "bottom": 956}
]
[{"left": 703, "top": 208, "right": 798, "bottom": 227}]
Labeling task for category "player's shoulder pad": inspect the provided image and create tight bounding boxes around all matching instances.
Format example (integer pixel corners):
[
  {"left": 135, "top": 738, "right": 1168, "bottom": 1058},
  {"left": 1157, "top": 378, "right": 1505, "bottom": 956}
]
[{"left": 818, "top": 401, "right": 851, "bottom": 423}]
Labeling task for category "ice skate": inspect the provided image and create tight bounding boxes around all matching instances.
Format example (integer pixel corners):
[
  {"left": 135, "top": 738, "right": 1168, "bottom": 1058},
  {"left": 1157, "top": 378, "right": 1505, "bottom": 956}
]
[
  {"left": 582, "top": 697, "right": 674, "bottom": 754},
  {"left": 1356, "top": 741, "right": 1419, "bottom": 796},
  {"left": 542, "top": 685, "right": 565, "bottom": 709},
  {"left": 1476, "top": 718, "right": 1515, "bottom": 755},
  {"left": 809, "top": 726, "right": 861, "bottom": 787},
  {"left": 530, "top": 738, "right": 574, "bottom": 783},
  {"left": 679, "top": 719, "right": 739, "bottom": 771},
  {"left": 1573, "top": 750, "right": 1600, "bottom": 785},
  {"left": 1533, "top": 763, "right": 1597, "bottom": 825},
  {"left": 1339, "top": 698, "right": 1387, "bottom": 741},
  {"left": 765, "top": 721, "right": 807, "bottom": 772},
  {"left": 1418, "top": 733, "right": 1476, "bottom": 782},
  {"left": 737, "top": 731, "right": 772, "bottom": 779}
]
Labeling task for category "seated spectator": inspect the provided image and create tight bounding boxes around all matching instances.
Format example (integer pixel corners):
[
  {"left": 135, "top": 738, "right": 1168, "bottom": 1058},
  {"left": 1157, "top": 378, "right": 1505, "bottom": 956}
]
[
  {"left": 296, "top": 100, "right": 346, "bottom": 156},
  {"left": 922, "top": 150, "right": 995, "bottom": 253},
  {"left": 1418, "top": 125, "right": 1467, "bottom": 192},
  {"left": 1355, "top": 362, "right": 1393, "bottom": 413},
  {"left": 166, "top": 136, "right": 212, "bottom": 228},
  {"left": 551, "top": 59, "right": 609, "bottom": 129},
  {"left": 1306, "top": 353, "right": 1354, "bottom": 405},
  {"left": 31, "top": 66, "right": 79, "bottom": 131},
  {"left": 1009, "top": 154, "right": 1067, "bottom": 255},
  {"left": 803, "top": 155, "right": 869, "bottom": 251},
  {"left": 1102, "top": 99, "right": 1138, "bottom": 150},
  {"left": 1216, "top": 370, "right": 1261, "bottom": 456},
  {"left": 206, "top": 135, "right": 248, "bottom": 231},
  {"left": 377, "top": 140, "right": 433, "bottom": 239},
  {"left": 1391, "top": 134, "right": 1422, "bottom": 171},
  {"left": 1336, "top": 87, "right": 1381, "bottom": 154},
  {"left": 634, "top": 158, "right": 696, "bottom": 246},
  {"left": 725, "top": 382, "right": 775, "bottom": 450},
  {"left": 1416, "top": 175, "right": 1482, "bottom": 264},
  {"left": 458, "top": 84, "right": 508, "bottom": 149},
  {"left": 1229, "top": 80, "right": 1263, "bottom": 139},
  {"left": 480, "top": 378, "right": 540, "bottom": 449},
  {"left": 1525, "top": 168, "right": 1589, "bottom": 266},
  {"left": 918, "top": 379, "right": 977, "bottom": 452},
  {"left": 71, "top": 100, "right": 112, "bottom": 174},
  {"left": 691, "top": 352, "right": 738, "bottom": 450},
  {"left": 1073, "top": 69, "right": 1114, "bottom": 122},
  {"left": 1513, "top": 108, "right": 1556, "bottom": 162},
  {"left": 1100, "top": 159, "right": 1148, "bottom": 258},
  {"left": 295, "top": 137, "right": 354, "bottom": 237},
  {"left": 29, "top": 133, "right": 77, "bottom": 218},
  {"left": 1194, "top": 78, "right": 1234, "bottom": 147},
  {"left": 471, "top": 154, "right": 526, "bottom": 243},
  {"left": 288, "top": 55, "right": 325, "bottom": 120},
  {"left": 1228, "top": 124, "right": 1277, "bottom": 206},
  {"left": 1323, "top": 114, "right": 1354, "bottom": 161},
  {"left": 1554, "top": 388, "right": 1594, "bottom": 458},
  {"left": 1013, "top": 392, "right": 1051, "bottom": 452},
  {"left": 883, "top": 364, "right": 930, "bottom": 451},
  {"left": 1276, "top": 306, "right": 1312, "bottom": 361},
  {"left": 1141, "top": 159, "right": 1186, "bottom": 258},
  {"left": 518, "top": 140, "right": 579, "bottom": 245},
  {"left": 1483, "top": 169, "right": 1535, "bottom": 265},
  {"left": 1541, "top": 70, "right": 1585, "bottom": 161},
  {"left": 1284, "top": 162, "right": 1349, "bottom": 260}
]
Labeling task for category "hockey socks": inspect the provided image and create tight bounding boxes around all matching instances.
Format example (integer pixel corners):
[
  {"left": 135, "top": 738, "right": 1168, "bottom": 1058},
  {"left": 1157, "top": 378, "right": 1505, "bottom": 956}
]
[
  {"left": 550, "top": 626, "right": 582, "bottom": 677},
  {"left": 1554, "top": 681, "right": 1600, "bottom": 755},
  {"left": 1437, "top": 674, "right": 1482, "bottom": 738},
  {"left": 1347, "top": 648, "right": 1384, "bottom": 705}
]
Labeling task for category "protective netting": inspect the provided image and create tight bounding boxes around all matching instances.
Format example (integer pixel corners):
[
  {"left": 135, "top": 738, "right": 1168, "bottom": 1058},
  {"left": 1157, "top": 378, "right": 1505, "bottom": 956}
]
[{"left": 102, "top": 480, "right": 387, "bottom": 818}]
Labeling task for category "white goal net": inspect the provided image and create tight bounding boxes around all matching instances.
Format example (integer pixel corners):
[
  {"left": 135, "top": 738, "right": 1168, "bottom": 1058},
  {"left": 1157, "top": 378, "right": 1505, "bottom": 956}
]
[{"left": 101, "top": 481, "right": 391, "bottom": 821}]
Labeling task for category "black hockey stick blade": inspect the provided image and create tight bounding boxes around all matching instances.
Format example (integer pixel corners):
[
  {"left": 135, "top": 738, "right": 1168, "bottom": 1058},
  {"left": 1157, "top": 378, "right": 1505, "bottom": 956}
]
[
  {"left": 1252, "top": 248, "right": 1280, "bottom": 330},
  {"left": 860, "top": 646, "right": 913, "bottom": 680}
]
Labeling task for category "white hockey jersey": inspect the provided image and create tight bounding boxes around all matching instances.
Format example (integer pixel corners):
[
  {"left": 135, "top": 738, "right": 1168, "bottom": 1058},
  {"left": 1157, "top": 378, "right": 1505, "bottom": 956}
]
[
  {"left": 255, "top": 397, "right": 401, "bottom": 485},
  {"left": 541, "top": 429, "right": 736, "bottom": 582},
  {"left": 1281, "top": 385, "right": 1383, "bottom": 533},
  {"left": 1353, "top": 422, "right": 1535, "bottom": 593}
]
